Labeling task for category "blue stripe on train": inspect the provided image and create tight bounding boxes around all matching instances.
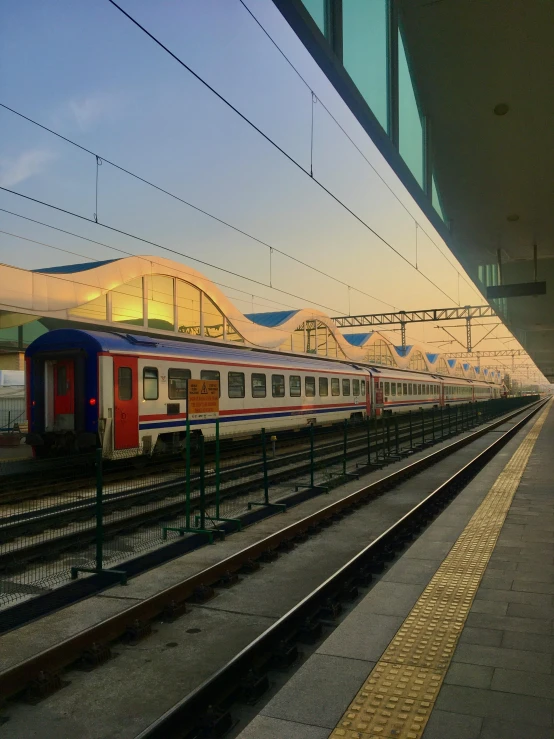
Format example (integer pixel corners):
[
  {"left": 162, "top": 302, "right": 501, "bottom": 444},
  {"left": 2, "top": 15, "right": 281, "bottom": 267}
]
[{"left": 139, "top": 404, "right": 363, "bottom": 430}]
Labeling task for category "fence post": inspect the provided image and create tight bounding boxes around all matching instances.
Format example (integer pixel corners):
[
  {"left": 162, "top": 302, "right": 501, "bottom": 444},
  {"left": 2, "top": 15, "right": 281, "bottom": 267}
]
[
  {"left": 310, "top": 422, "right": 315, "bottom": 488},
  {"left": 421, "top": 408, "right": 425, "bottom": 446},
  {"left": 409, "top": 410, "right": 413, "bottom": 450},
  {"left": 95, "top": 446, "right": 104, "bottom": 573},
  {"left": 394, "top": 416, "right": 400, "bottom": 455},
  {"left": 343, "top": 418, "right": 348, "bottom": 476},
  {"left": 431, "top": 407, "right": 435, "bottom": 442},
  {"left": 199, "top": 434, "right": 206, "bottom": 530},
  {"left": 440, "top": 406, "right": 443, "bottom": 438},
  {"left": 262, "top": 427, "right": 269, "bottom": 504},
  {"left": 215, "top": 417, "right": 220, "bottom": 519},
  {"left": 185, "top": 415, "right": 191, "bottom": 530},
  {"left": 386, "top": 416, "right": 391, "bottom": 458},
  {"left": 366, "top": 414, "right": 371, "bottom": 466},
  {"left": 454, "top": 406, "right": 458, "bottom": 434}
]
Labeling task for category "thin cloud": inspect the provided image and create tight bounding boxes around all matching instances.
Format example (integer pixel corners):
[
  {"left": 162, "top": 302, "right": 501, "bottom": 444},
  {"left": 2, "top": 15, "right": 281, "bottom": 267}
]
[
  {"left": 0, "top": 149, "right": 56, "bottom": 188},
  {"left": 67, "top": 92, "right": 123, "bottom": 131}
]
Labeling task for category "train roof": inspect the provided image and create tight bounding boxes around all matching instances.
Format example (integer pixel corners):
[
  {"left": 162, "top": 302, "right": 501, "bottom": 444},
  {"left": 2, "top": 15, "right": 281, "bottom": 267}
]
[{"left": 24, "top": 329, "right": 370, "bottom": 374}]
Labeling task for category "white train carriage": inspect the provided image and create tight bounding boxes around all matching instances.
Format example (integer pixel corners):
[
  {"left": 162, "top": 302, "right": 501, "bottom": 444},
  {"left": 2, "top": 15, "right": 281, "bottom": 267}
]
[{"left": 26, "top": 329, "right": 501, "bottom": 458}]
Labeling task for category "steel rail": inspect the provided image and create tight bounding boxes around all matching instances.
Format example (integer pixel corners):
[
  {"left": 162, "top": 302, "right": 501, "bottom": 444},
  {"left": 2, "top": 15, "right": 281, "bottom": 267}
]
[
  {"left": 0, "top": 399, "right": 544, "bottom": 704},
  {"left": 134, "top": 398, "right": 547, "bottom": 739}
]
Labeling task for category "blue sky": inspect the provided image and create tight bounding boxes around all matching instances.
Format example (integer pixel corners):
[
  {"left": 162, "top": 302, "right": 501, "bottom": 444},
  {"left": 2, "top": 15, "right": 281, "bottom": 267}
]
[{"left": 0, "top": 0, "right": 525, "bottom": 359}]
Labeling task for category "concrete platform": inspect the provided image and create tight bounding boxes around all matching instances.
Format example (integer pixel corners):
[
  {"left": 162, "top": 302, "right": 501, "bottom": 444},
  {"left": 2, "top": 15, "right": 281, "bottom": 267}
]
[
  {"left": 234, "top": 401, "right": 554, "bottom": 739},
  {"left": 0, "top": 411, "right": 536, "bottom": 737}
]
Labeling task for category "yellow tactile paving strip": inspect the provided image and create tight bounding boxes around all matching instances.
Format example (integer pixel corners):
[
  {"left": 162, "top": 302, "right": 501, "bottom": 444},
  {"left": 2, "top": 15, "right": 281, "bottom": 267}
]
[{"left": 330, "top": 402, "right": 550, "bottom": 739}]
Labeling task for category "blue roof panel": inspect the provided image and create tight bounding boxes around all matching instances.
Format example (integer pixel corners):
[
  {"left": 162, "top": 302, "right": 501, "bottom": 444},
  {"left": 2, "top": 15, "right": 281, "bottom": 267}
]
[
  {"left": 395, "top": 345, "right": 412, "bottom": 357},
  {"left": 447, "top": 359, "right": 456, "bottom": 368},
  {"left": 244, "top": 310, "right": 300, "bottom": 328},
  {"left": 34, "top": 259, "right": 120, "bottom": 274},
  {"left": 426, "top": 353, "right": 439, "bottom": 363},
  {"left": 342, "top": 332, "right": 373, "bottom": 347}
]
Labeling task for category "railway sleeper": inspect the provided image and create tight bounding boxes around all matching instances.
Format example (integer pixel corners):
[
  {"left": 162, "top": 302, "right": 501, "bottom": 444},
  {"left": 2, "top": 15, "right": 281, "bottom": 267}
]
[
  {"left": 192, "top": 584, "right": 216, "bottom": 603},
  {"left": 161, "top": 599, "right": 188, "bottom": 622},
  {"left": 296, "top": 617, "right": 323, "bottom": 645},
  {"left": 76, "top": 641, "right": 113, "bottom": 671},
  {"left": 122, "top": 619, "right": 152, "bottom": 645},
  {"left": 216, "top": 570, "right": 240, "bottom": 589},
  {"left": 188, "top": 705, "right": 233, "bottom": 739},
  {"left": 236, "top": 669, "right": 270, "bottom": 705},
  {"left": 270, "top": 639, "right": 300, "bottom": 670},
  {"left": 238, "top": 558, "right": 260, "bottom": 574},
  {"left": 24, "top": 670, "right": 68, "bottom": 704}
]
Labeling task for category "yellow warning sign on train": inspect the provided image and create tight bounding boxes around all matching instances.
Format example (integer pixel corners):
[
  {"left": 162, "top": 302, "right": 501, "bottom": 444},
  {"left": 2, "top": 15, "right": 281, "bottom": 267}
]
[{"left": 187, "top": 379, "right": 219, "bottom": 419}]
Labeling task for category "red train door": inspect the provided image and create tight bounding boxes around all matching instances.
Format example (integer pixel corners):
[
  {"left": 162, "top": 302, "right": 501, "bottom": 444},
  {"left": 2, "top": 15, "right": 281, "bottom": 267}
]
[
  {"left": 54, "top": 359, "right": 75, "bottom": 429},
  {"left": 113, "top": 356, "right": 139, "bottom": 449}
]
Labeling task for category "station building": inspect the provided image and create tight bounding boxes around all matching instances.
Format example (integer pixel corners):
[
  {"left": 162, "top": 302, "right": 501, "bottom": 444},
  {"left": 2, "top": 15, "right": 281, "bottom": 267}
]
[{"left": 0, "top": 255, "right": 501, "bottom": 384}]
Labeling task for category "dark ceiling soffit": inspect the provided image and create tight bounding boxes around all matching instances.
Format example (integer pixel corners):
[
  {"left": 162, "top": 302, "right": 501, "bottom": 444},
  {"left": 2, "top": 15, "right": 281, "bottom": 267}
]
[
  {"left": 271, "top": 0, "right": 452, "bottom": 251},
  {"left": 487, "top": 282, "right": 547, "bottom": 299}
]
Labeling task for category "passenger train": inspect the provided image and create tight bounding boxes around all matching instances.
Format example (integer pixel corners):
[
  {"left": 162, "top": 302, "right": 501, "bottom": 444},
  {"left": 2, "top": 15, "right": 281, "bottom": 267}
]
[{"left": 25, "top": 329, "right": 502, "bottom": 457}]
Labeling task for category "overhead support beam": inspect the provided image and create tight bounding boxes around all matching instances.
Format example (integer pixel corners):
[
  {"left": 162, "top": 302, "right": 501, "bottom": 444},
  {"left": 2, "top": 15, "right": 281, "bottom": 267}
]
[
  {"left": 332, "top": 305, "right": 495, "bottom": 328},
  {"left": 446, "top": 350, "right": 528, "bottom": 358},
  {"left": 487, "top": 282, "right": 546, "bottom": 299}
]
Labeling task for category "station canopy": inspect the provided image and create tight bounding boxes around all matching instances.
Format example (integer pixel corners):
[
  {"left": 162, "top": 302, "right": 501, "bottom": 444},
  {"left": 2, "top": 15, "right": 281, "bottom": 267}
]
[{"left": 0, "top": 256, "right": 501, "bottom": 383}]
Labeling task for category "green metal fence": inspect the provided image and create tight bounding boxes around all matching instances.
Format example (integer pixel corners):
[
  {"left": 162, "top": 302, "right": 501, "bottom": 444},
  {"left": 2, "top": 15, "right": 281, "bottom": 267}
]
[{"left": 0, "top": 395, "right": 540, "bottom": 610}]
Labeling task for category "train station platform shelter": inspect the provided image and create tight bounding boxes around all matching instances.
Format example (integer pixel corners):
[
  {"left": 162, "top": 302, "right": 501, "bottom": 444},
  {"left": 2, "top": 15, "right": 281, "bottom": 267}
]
[{"left": 273, "top": 0, "right": 554, "bottom": 381}]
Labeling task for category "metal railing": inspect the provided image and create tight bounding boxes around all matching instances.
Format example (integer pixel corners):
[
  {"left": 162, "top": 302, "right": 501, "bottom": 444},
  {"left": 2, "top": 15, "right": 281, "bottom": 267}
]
[{"left": 0, "top": 396, "right": 538, "bottom": 610}]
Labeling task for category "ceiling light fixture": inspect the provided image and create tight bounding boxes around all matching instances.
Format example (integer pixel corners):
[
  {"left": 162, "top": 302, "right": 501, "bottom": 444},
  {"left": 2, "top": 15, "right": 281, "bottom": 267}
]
[{"left": 494, "top": 103, "right": 510, "bottom": 116}]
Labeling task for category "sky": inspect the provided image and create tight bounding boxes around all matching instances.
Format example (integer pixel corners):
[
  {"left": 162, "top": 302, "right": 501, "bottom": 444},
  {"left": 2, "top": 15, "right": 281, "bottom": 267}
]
[{"left": 0, "top": 0, "right": 544, "bottom": 382}]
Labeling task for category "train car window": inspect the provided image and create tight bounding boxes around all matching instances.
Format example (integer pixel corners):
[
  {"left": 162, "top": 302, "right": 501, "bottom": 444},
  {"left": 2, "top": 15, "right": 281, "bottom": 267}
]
[
  {"left": 57, "top": 365, "right": 67, "bottom": 396},
  {"left": 252, "top": 373, "right": 267, "bottom": 398},
  {"left": 118, "top": 367, "right": 133, "bottom": 401},
  {"left": 403, "top": 383, "right": 408, "bottom": 395},
  {"left": 289, "top": 375, "right": 301, "bottom": 397},
  {"left": 200, "top": 369, "right": 221, "bottom": 397},
  {"left": 168, "top": 368, "right": 191, "bottom": 399},
  {"left": 385, "top": 382, "right": 390, "bottom": 395},
  {"left": 342, "top": 379, "right": 351, "bottom": 396},
  {"left": 272, "top": 374, "right": 285, "bottom": 398},
  {"left": 143, "top": 367, "right": 159, "bottom": 400},
  {"left": 228, "top": 372, "right": 245, "bottom": 398},
  {"left": 352, "top": 379, "right": 360, "bottom": 396},
  {"left": 305, "top": 377, "right": 316, "bottom": 397},
  {"left": 418, "top": 384, "right": 422, "bottom": 395},
  {"left": 397, "top": 383, "right": 402, "bottom": 396},
  {"left": 361, "top": 380, "right": 366, "bottom": 396},
  {"left": 391, "top": 383, "right": 396, "bottom": 396},
  {"left": 331, "top": 378, "right": 340, "bottom": 396},
  {"left": 408, "top": 383, "right": 412, "bottom": 395},
  {"left": 319, "top": 377, "right": 329, "bottom": 397}
]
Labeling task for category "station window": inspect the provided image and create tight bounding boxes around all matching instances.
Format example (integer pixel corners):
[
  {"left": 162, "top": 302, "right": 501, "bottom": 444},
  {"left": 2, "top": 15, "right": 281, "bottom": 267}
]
[
  {"left": 342, "top": 379, "right": 351, "bottom": 396},
  {"left": 391, "top": 383, "right": 397, "bottom": 396},
  {"left": 408, "top": 383, "right": 412, "bottom": 395},
  {"left": 319, "top": 377, "right": 329, "bottom": 397},
  {"left": 143, "top": 367, "right": 159, "bottom": 400},
  {"left": 398, "top": 383, "right": 403, "bottom": 396},
  {"left": 305, "top": 376, "right": 316, "bottom": 397},
  {"left": 353, "top": 379, "right": 360, "bottom": 396},
  {"left": 418, "top": 384, "right": 421, "bottom": 395},
  {"left": 272, "top": 374, "right": 285, "bottom": 398},
  {"left": 252, "top": 373, "right": 266, "bottom": 398},
  {"left": 168, "top": 368, "right": 191, "bottom": 399},
  {"left": 118, "top": 367, "right": 133, "bottom": 401},
  {"left": 200, "top": 369, "right": 221, "bottom": 397},
  {"left": 289, "top": 375, "right": 301, "bottom": 397},
  {"left": 403, "top": 383, "right": 408, "bottom": 395},
  {"left": 361, "top": 380, "right": 366, "bottom": 396},
  {"left": 228, "top": 372, "right": 245, "bottom": 399},
  {"left": 385, "top": 382, "right": 390, "bottom": 395},
  {"left": 331, "top": 378, "right": 340, "bottom": 396}
]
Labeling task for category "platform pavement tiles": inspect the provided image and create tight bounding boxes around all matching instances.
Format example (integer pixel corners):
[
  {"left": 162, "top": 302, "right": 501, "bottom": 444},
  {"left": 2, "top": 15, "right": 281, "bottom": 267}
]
[{"left": 329, "top": 401, "right": 551, "bottom": 739}]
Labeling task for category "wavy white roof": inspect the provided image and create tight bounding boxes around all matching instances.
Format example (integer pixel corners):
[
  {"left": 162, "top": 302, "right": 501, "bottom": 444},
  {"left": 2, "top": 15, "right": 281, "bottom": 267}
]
[{"left": 0, "top": 256, "right": 502, "bottom": 383}]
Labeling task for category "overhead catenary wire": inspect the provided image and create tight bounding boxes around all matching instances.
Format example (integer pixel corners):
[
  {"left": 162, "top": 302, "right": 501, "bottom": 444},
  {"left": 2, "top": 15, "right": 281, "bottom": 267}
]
[
  {"left": 236, "top": 0, "right": 485, "bottom": 303},
  {"left": 102, "top": 0, "right": 460, "bottom": 306},
  {"left": 0, "top": 187, "right": 347, "bottom": 315},
  {"left": 0, "top": 103, "right": 395, "bottom": 312}
]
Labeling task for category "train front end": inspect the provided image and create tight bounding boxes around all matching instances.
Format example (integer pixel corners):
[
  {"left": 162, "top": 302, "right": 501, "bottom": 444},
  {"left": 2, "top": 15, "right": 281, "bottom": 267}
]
[{"left": 25, "top": 329, "right": 101, "bottom": 456}]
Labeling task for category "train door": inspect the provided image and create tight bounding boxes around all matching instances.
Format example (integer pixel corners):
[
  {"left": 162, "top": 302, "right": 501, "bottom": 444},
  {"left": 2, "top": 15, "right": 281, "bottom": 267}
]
[
  {"left": 53, "top": 359, "right": 75, "bottom": 430},
  {"left": 113, "top": 356, "right": 139, "bottom": 449}
]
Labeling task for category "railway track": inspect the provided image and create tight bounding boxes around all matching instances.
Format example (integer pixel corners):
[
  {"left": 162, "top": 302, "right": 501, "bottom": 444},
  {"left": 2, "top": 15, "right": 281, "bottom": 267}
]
[
  {"left": 0, "top": 398, "right": 545, "bottom": 712},
  {"left": 0, "top": 410, "right": 494, "bottom": 573}
]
